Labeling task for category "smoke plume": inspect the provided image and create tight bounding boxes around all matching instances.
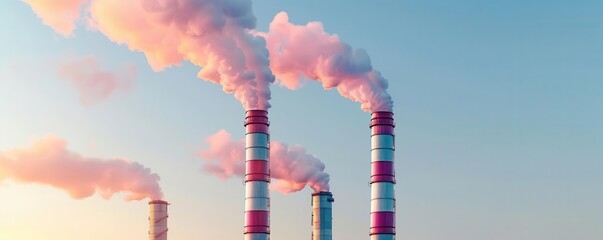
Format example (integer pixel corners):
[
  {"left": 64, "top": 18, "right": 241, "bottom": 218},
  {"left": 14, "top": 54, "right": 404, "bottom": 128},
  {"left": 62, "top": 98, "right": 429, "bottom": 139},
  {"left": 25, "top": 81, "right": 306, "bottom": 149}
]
[
  {"left": 22, "top": 0, "right": 88, "bottom": 36},
  {"left": 259, "top": 12, "right": 393, "bottom": 112},
  {"left": 200, "top": 130, "right": 330, "bottom": 193},
  {"left": 24, "top": 1, "right": 394, "bottom": 111},
  {"left": 23, "top": 0, "right": 274, "bottom": 110},
  {"left": 0, "top": 135, "right": 163, "bottom": 201},
  {"left": 58, "top": 55, "right": 136, "bottom": 106}
]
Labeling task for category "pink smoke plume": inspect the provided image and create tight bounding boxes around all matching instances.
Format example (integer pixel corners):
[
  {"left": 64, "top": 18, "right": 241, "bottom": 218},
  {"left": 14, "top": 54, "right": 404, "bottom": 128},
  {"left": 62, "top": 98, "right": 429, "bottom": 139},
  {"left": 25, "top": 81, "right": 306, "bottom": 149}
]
[
  {"left": 259, "top": 12, "right": 394, "bottom": 112},
  {"left": 199, "top": 130, "right": 330, "bottom": 193},
  {"left": 58, "top": 55, "right": 136, "bottom": 106},
  {"left": 23, "top": 0, "right": 274, "bottom": 110},
  {"left": 0, "top": 135, "right": 163, "bottom": 201},
  {"left": 22, "top": 0, "right": 88, "bottom": 36}
]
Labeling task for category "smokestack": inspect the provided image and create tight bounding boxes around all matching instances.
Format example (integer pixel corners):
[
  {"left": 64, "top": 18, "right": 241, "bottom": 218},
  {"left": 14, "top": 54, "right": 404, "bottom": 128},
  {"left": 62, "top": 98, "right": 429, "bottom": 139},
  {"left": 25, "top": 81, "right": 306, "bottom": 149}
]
[
  {"left": 149, "top": 200, "right": 169, "bottom": 240},
  {"left": 312, "top": 191, "right": 334, "bottom": 240},
  {"left": 244, "top": 110, "right": 270, "bottom": 240},
  {"left": 370, "top": 112, "right": 396, "bottom": 240}
]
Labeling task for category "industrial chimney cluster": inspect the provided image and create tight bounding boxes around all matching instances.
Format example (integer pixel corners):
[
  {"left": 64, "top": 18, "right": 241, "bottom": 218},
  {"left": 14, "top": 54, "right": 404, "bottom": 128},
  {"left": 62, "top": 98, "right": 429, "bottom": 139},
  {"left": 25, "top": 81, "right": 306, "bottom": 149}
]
[
  {"left": 17, "top": 1, "right": 397, "bottom": 239},
  {"left": 146, "top": 110, "right": 395, "bottom": 240}
]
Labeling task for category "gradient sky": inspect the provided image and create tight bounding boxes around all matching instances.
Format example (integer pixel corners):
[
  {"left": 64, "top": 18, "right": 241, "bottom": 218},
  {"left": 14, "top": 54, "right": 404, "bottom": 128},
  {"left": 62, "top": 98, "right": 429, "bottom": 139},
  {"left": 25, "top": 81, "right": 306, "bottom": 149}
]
[{"left": 1, "top": 1, "right": 602, "bottom": 240}]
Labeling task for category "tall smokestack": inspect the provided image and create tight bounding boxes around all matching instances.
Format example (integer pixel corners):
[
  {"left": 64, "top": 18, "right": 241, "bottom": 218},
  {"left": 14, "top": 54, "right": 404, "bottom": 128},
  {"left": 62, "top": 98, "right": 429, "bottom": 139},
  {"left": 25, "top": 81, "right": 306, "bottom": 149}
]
[
  {"left": 370, "top": 112, "right": 396, "bottom": 240},
  {"left": 244, "top": 110, "right": 271, "bottom": 240},
  {"left": 312, "top": 191, "right": 334, "bottom": 240},
  {"left": 149, "top": 200, "right": 169, "bottom": 240}
]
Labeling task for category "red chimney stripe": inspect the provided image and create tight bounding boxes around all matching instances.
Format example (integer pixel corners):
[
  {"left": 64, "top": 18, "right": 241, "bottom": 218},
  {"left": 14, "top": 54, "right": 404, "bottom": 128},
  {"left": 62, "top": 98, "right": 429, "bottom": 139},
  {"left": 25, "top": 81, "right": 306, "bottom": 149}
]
[
  {"left": 245, "top": 110, "right": 270, "bottom": 126},
  {"left": 371, "top": 125, "right": 395, "bottom": 135},
  {"left": 370, "top": 227, "right": 396, "bottom": 235},
  {"left": 245, "top": 116, "right": 270, "bottom": 125},
  {"left": 371, "top": 175, "right": 396, "bottom": 183},
  {"left": 372, "top": 161, "right": 394, "bottom": 176},
  {"left": 244, "top": 226, "right": 270, "bottom": 234},
  {"left": 371, "top": 160, "right": 395, "bottom": 183},
  {"left": 371, "top": 111, "right": 394, "bottom": 119},
  {"left": 245, "top": 210, "right": 269, "bottom": 226},
  {"left": 246, "top": 110, "right": 269, "bottom": 117},
  {"left": 246, "top": 160, "right": 269, "bottom": 173},
  {"left": 154, "top": 229, "right": 169, "bottom": 237},
  {"left": 370, "top": 211, "right": 396, "bottom": 228},
  {"left": 246, "top": 160, "right": 270, "bottom": 180},
  {"left": 246, "top": 124, "right": 269, "bottom": 134},
  {"left": 370, "top": 118, "right": 395, "bottom": 127}
]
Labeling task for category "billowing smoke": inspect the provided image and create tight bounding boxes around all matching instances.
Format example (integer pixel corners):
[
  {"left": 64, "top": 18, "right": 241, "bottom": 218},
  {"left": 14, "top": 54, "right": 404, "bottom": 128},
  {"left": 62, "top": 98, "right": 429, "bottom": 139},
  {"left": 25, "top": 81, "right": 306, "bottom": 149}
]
[
  {"left": 259, "top": 12, "right": 393, "bottom": 112},
  {"left": 22, "top": 0, "right": 88, "bottom": 36},
  {"left": 59, "top": 55, "right": 136, "bottom": 106},
  {"left": 23, "top": 0, "right": 274, "bottom": 110},
  {"left": 0, "top": 135, "right": 163, "bottom": 201},
  {"left": 200, "top": 130, "right": 330, "bottom": 193},
  {"left": 24, "top": 1, "right": 394, "bottom": 111}
]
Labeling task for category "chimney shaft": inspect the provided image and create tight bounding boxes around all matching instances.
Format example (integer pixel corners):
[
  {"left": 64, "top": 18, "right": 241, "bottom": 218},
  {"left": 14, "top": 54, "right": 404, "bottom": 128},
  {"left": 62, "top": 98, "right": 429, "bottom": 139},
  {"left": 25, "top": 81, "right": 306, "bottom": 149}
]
[
  {"left": 369, "top": 111, "right": 396, "bottom": 240},
  {"left": 312, "top": 191, "right": 334, "bottom": 240},
  {"left": 244, "top": 110, "right": 271, "bottom": 240},
  {"left": 149, "top": 200, "right": 169, "bottom": 240}
]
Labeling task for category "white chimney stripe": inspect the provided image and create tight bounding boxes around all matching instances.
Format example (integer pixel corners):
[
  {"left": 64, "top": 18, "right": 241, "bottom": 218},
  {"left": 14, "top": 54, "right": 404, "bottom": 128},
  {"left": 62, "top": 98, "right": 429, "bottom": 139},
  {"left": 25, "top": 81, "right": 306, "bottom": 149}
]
[
  {"left": 372, "top": 182, "right": 395, "bottom": 199},
  {"left": 246, "top": 133, "right": 269, "bottom": 148},
  {"left": 371, "top": 235, "right": 396, "bottom": 240},
  {"left": 246, "top": 181, "right": 269, "bottom": 197},
  {"left": 246, "top": 233, "right": 270, "bottom": 240},
  {"left": 371, "top": 198, "right": 395, "bottom": 212},
  {"left": 371, "top": 135, "right": 395, "bottom": 149},
  {"left": 246, "top": 147, "right": 269, "bottom": 160},
  {"left": 371, "top": 149, "right": 394, "bottom": 162},
  {"left": 246, "top": 197, "right": 269, "bottom": 211}
]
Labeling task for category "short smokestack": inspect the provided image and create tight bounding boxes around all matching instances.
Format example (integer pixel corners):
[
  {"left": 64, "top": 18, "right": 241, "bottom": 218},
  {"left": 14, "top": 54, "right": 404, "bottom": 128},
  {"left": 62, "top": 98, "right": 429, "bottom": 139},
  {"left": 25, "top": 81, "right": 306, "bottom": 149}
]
[
  {"left": 149, "top": 200, "right": 169, "bottom": 240},
  {"left": 312, "top": 191, "right": 334, "bottom": 240},
  {"left": 244, "top": 110, "right": 271, "bottom": 240},
  {"left": 369, "top": 111, "right": 396, "bottom": 240}
]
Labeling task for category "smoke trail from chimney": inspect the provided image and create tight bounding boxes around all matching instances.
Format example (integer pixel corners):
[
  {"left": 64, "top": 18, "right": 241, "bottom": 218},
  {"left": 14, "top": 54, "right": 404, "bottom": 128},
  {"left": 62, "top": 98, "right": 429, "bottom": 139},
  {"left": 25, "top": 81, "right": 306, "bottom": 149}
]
[
  {"left": 24, "top": 3, "right": 395, "bottom": 112},
  {"left": 0, "top": 135, "right": 163, "bottom": 201},
  {"left": 259, "top": 12, "right": 394, "bottom": 112},
  {"left": 23, "top": 0, "right": 275, "bottom": 110},
  {"left": 199, "top": 129, "right": 330, "bottom": 193},
  {"left": 22, "top": 0, "right": 87, "bottom": 36}
]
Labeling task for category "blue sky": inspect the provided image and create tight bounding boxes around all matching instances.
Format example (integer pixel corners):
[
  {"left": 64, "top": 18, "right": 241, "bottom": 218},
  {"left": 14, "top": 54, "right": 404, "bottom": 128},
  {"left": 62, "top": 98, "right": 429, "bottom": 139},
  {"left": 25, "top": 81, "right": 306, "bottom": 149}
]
[{"left": 0, "top": 1, "right": 602, "bottom": 240}]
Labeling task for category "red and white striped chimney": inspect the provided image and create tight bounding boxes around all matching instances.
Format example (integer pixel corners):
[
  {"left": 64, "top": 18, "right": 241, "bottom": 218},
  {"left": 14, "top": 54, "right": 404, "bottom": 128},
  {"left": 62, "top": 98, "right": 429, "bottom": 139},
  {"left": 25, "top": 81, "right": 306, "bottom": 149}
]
[
  {"left": 312, "top": 191, "right": 334, "bottom": 240},
  {"left": 244, "top": 110, "right": 271, "bottom": 240},
  {"left": 149, "top": 200, "right": 169, "bottom": 240},
  {"left": 370, "top": 111, "right": 396, "bottom": 240}
]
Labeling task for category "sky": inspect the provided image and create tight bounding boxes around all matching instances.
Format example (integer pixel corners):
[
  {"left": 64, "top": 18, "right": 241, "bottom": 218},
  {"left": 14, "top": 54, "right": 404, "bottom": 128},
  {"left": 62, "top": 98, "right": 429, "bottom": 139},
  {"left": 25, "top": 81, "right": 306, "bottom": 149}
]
[{"left": 0, "top": 0, "right": 602, "bottom": 240}]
